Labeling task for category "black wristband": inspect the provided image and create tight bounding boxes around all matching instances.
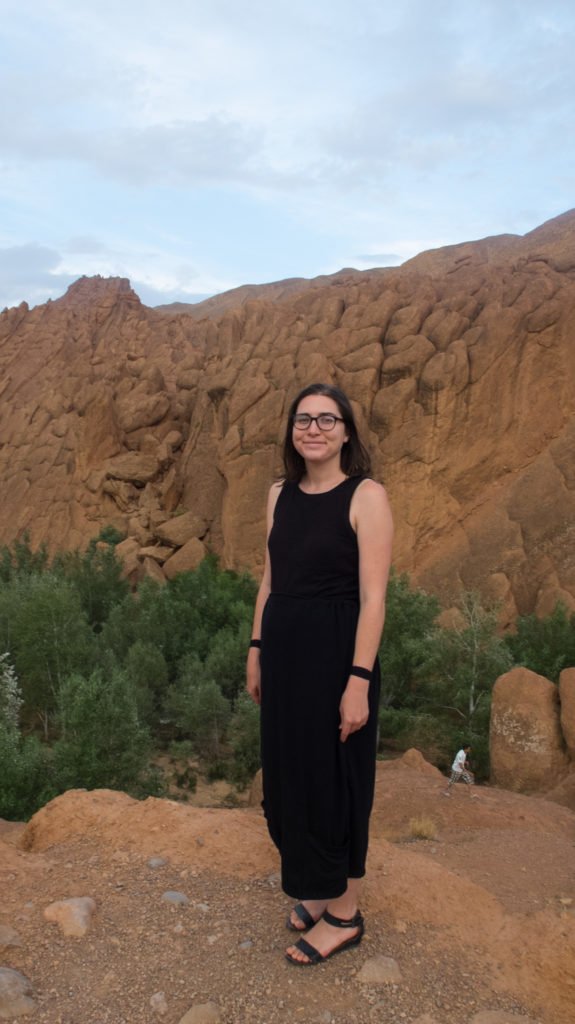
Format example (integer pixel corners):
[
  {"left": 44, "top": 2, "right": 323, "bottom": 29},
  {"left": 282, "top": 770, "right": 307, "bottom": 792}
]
[
  {"left": 350, "top": 665, "right": 371, "bottom": 681},
  {"left": 249, "top": 639, "right": 262, "bottom": 649}
]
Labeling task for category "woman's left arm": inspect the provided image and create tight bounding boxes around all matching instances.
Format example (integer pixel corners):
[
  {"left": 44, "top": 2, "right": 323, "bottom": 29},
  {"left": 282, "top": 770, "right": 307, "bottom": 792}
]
[{"left": 339, "top": 480, "right": 394, "bottom": 743}]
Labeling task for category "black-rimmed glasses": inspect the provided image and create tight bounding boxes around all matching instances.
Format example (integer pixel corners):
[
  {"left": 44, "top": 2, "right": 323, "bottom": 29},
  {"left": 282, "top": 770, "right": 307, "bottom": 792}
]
[{"left": 292, "top": 413, "right": 345, "bottom": 432}]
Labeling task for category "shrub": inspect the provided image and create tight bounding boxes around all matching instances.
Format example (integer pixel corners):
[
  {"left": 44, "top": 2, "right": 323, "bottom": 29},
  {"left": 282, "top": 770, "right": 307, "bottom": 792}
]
[
  {"left": 505, "top": 602, "right": 575, "bottom": 682},
  {"left": 0, "top": 573, "right": 95, "bottom": 736},
  {"left": 228, "top": 694, "right": 261, "bottom": 788},
  {"left": 125, "top": 640, "right": 169, "bottom": 726},
  {"left": 53, "top": 669, "right": 151, "bottom": 793},
  {"left": 167, "top": 678, "right": 231, "bottom": 763},
  {"left": 378, "top": 571, "right": 440, "bottom": 709},
  {"left": 0, "top": 726, "right": 54, "bottom": 819},
  {"left": 409, "top": 816, "right": 438, "bottom": 840}
]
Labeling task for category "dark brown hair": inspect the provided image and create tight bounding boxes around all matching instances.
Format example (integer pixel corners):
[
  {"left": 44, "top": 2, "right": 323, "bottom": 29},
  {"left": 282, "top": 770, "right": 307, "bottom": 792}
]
[{"left": 282, "top": 382, "right": 372, "bottom": 482}]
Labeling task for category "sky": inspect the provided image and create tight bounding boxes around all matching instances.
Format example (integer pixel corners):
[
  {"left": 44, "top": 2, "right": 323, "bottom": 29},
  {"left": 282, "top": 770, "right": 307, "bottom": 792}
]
[{"left": 0, "top": 0, "right": 573, "bottom": 310}]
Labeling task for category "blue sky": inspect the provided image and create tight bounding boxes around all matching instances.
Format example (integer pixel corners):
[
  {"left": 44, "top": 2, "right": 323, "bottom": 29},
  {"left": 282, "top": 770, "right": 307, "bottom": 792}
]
[{"left": 0, "top": 0, "right": 573, "bottom": 309}]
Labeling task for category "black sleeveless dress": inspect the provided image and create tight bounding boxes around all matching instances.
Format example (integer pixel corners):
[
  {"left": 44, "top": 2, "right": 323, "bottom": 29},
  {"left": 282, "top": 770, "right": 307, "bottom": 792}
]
[{"left": 260, "top": 476, "right": 380, "bottom": 900}]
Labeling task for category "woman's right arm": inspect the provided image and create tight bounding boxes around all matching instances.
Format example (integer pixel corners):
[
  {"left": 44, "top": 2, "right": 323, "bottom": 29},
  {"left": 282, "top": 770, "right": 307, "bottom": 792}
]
[{"left": 246, "top": 482, "right": 282, "bottom": 705}]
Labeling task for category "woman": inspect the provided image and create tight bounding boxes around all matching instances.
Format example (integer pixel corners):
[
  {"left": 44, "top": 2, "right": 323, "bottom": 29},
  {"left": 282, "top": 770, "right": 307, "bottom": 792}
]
[{"left": 246, "top": 382, "right": 393, "bottom": 965}]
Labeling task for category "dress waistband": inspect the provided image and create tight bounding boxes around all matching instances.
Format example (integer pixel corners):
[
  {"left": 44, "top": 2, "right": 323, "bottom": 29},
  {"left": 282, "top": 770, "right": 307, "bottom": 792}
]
[{"left": 268, "top": 591, "right": 359, "bottom": 606}]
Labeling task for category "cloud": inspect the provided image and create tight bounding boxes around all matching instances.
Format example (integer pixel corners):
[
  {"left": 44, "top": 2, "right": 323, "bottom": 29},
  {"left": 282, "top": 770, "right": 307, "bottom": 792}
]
[
  {"left": 131, "top": 281, "right": 212, "bottom": 308},
  {"left": 64, "top": 236, "right": 108, "bottom": 254},
  {"left": 0, "top": 1, "right": 573, "bottom": 311},
  {"left": 0, "top": 244, "right": 76, "bottom": 309},
  {"left": 355, "top": 253, "right": 403, "bottom": 266}
]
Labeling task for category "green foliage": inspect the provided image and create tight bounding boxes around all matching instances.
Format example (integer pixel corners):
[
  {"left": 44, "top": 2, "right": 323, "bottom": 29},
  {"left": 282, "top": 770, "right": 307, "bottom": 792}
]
[
  {"left": 167, "top": 678, "right": 231, "bottom": 763},
  {"left": 96, "top": 525, "right": 125, "bottom": 546},
  {"left": 52, "top": 543, "right": 129, "bottom": 631},
  {"left": 0, "top": 573, "right": 95, "bottom": 735},
  {"left": 0, "top": 533, "right": 49, "bottom": 582},
  {"left": 228, "top": 694, "right": 261, "bottom": 788},
  {"left": 0, "top": 726, "right": 54, "bottom": 819},
  {"left": 416, "top": 592, "right": 512, "bottom": 726},
  {"left": 505, "top": 602, "right": 575, "bottom": 682},
  {"left": 378, "top": 571, "right": 440, "bottom": 708},
  {"left": 7, "top": 527, "right": 573, "bottom": 807},
  {"left": 0, "top": 652, "right": 22, "bottom": 731},
  {"left": 53, "top": 669, "right": 151, "bottom": 793},
  {"left": 203, "top": 624, "right": 251, "bottom": 704},
  {"left": 125, "top": 640, "right": 169, "bottom": 726},
  {"left": 0, "top": 654, "right": 54, "bottom": 819}
]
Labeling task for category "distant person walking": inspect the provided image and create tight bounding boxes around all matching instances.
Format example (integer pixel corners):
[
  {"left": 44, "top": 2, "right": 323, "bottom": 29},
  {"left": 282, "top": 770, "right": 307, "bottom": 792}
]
[{"left": 443, "top": 744, "right": 474, "bottom": 796}]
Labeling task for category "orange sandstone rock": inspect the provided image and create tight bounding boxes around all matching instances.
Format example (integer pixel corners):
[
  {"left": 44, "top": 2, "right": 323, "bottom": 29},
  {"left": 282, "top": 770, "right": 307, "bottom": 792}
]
[{"left": 0, "top": 216, "right": 575, "bottom": 616}]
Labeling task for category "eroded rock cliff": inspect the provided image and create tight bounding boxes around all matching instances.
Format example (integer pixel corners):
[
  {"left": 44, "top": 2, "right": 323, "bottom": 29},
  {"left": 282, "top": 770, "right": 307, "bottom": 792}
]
[{"left": 1, "top": 211, "right": 575, "bottom": 615}]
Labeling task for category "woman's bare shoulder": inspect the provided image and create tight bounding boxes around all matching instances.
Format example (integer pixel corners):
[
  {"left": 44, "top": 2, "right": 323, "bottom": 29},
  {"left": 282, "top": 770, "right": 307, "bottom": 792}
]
[
  {"left": 356, "top": 477, "right": 387, "bottom": 496},
  {"left": 351, "top": 478, "right": 393, "bottom": 531},
  {"left": 355, "top": 478, "right": 390, "bottom": 507}
]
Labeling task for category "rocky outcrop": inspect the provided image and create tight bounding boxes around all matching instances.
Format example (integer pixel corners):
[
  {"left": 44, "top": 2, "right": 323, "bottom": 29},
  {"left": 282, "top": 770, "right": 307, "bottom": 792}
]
[
  {"left": 559, "top": 668, "right": 575, "bottom": 757},
  {"left": 490, "top": 667, "right": 570, "bottom": 792},
  {"left": 2, "top": 214, "right": 575, "bottom": 613}
]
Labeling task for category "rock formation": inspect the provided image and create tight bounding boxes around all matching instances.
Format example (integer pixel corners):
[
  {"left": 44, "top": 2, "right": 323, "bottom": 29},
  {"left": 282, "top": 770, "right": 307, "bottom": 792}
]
[
  {"left": 2, "top": 211, "right": 575, "bottom": 614},
  {"left": 490, "top": 667, "right": 570, "bottom": 792}
]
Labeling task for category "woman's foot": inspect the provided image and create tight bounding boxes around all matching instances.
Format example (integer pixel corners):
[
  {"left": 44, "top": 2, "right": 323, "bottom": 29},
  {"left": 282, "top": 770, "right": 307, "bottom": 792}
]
[
  {"left": 285, "top": 909, "right": 363, "bottom": 963},
  {"left": 287, "top": 899, "right": 328, "bottom": 932}
]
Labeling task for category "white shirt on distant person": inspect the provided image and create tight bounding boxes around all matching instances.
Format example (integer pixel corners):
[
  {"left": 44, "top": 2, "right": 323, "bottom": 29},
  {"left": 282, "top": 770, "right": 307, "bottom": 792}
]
[{"left": 452, "top": 749, "right": 467, "bottom": 773}]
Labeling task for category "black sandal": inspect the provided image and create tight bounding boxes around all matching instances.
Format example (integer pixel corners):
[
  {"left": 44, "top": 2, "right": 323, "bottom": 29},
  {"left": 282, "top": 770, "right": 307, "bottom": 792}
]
[
  {"left": 285, "top": 909, "right": 364, "bottom": 965},
  {"left": 286, "top": 902, "right": 318, "bottom": 932}
]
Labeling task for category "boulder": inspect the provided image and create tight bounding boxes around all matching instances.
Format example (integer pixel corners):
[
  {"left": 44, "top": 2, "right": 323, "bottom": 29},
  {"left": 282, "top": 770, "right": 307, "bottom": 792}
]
[
  {"left": 142, "top": 556, "right": 167, "bottom": 585},
  {"left": 105, "top": 452, "right": 159, "bottom": 484},
  {"left": 114, "top": 536, "right": 141, "bottom": 578},
  {"left": 116, "top": 391, "right": 171, "bottom": 433},
  {"left": 558, "top": 668, "right": 575, "bottom": 758},
  {"left": 0, "top": 968, "right": 36, "bottom": 1018},
  {"left": 43, "top": 896, "right": 97, "bottom": 937},
  {"left": 155, "top": 512, "right": 207, "bottom": 547},
  {"left": 398, "top": 748, "right": 444, "bottom": 778},
  {"left": 138, "top": 545, "right": 173, "bottom": 564},
  {"left": 357, "top": 955, "right": 402, "bottom": 985},
  {"left": 490, "top": 667, "right": 570, "bottom": 792},
  {"left": 163, "top": 538, "right": 206, "bottom": 580}
]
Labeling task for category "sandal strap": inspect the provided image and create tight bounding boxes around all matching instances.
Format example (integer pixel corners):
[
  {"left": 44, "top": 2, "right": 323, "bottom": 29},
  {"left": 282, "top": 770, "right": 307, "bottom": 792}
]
[
  {"left": 292, "top": 903, "right": 315, "bottom": 929},
  {"left": 322, "top": 909, "right": 363, "bottom": 929},
  {"left": 291, "top": 937, "right": 323, "bottom": 964}
]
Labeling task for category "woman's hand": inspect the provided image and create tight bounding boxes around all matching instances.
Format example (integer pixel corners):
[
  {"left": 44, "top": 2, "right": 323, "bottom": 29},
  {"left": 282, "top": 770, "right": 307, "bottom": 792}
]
[
  {"left": 246, "top": 649, "right": 262, "bottom": 705},
  {"left": 339, "top": 679, "right": 369, "bottom": 742}
]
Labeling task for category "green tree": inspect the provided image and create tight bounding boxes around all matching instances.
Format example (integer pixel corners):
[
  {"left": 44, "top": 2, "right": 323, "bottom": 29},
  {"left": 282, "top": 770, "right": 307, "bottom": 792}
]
[
  {"left": 505, "top": 602, "right": 575, "bottom": 682},
  {"left": 414, "top": 592, "right": 512, "bottom": 776},
  {"left": 0, "top": 651, "right": 22, "bottom": 731},
  {"left": 203, "top": 624, "right": 251, "bottom": 704},
  {"left": 0, "top": 653, "right": 53, "bottom": 819},
  {"left": 125, "top": 640, "right": 169, "bottom": 725},
  {"left": 228, "top": 693, "right": 261, "bottom": 788},
  {"left": 378, "top": 571, "right": 440, "bottom": 708},
  {"left": 53, "top": 669, "right": 151, "bottom": 792},
  {"left": 417, "top": 592, "right": 512, "bottom": 725},
  {"left": 53, "top": 542, "right": 129, "bottom": 631},
  {"left": 0, "top": 533, "right": 49, "bottom": 582},
  {"left": 0, "top": 574, "right": 95, "bottom": 736},
  {"left": 167, "top": 678, "right": 231, "bottom": 764}
]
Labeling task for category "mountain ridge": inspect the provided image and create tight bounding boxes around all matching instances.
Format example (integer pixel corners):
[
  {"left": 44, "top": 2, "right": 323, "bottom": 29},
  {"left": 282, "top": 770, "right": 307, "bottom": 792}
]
[{"left": 1, "top": 210, "right": 574, "bottom": 617}]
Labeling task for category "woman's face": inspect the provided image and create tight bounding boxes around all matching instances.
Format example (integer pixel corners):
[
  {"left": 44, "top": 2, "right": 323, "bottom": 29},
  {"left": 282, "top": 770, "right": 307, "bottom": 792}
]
[{"left": 292, "top": 394, "right": 349, "bottom": 468}]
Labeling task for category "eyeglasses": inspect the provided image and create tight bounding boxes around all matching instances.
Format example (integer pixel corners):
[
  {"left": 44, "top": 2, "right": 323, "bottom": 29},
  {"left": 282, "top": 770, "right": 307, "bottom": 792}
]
[{"left": 292, "top": 413, "right": 345, "bottom": 432}]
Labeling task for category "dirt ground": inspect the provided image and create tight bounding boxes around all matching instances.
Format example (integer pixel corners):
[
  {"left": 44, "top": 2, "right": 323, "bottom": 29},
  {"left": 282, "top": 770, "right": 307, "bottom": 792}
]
[{"left": 1, "top": 752, "right": 574, "bottom": 1024}]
